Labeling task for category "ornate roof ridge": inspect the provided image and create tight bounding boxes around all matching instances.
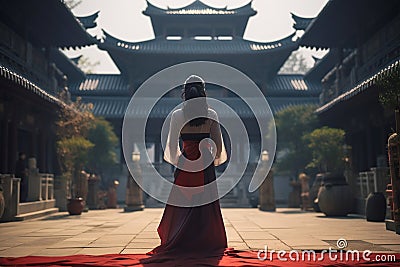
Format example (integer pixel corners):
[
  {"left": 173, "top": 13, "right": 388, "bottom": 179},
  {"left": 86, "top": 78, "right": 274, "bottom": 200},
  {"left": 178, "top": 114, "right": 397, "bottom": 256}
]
[
  {"left": 102, "top": 30, "right": 296, "bottom": 47},
  {"left": 144, "top": 0, "right": 256, "bottom": 16},
  {"left": 0, "top": 65, "right": 64, "bottom": 106},
  {"left": 247, "top": 32, "right": 296, "bottom": 46},
  {"left": 167, "top": 0, "right": 227, "bottom": 11}
]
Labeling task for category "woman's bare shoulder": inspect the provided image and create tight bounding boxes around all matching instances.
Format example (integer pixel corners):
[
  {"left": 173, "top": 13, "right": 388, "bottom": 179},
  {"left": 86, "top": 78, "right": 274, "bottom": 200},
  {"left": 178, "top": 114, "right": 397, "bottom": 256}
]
[
  {"left": 207, "top": 108, "right": 219, "bottom": 120},
  {"left": 171, "top": 108, "right": 184, "bottom": 118}
]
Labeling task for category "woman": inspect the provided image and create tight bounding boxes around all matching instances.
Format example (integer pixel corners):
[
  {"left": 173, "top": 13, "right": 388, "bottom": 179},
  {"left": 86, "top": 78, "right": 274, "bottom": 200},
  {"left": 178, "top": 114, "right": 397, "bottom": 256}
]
[{"left": 148, "top": 75, "right": 228, "bottom": 257}]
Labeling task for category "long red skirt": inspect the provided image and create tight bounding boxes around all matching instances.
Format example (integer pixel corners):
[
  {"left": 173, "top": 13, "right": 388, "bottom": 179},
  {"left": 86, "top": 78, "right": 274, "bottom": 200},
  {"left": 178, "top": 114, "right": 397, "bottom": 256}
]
[{"left": 148, "top": 135, "right": 227, "bottom": 258}]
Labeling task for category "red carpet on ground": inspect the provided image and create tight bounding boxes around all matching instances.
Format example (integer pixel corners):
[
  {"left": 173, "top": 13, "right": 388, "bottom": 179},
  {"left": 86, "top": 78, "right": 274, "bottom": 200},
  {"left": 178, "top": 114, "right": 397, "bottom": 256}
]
[{"left": 0, "top": 250, "right": 399, "bottom": 266}]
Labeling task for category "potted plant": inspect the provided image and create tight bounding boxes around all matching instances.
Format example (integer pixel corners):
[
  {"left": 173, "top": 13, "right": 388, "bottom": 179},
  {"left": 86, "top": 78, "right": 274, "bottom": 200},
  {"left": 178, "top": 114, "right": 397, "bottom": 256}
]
[
  {"left": 57, "top": 137, "right": 93, "bottom": 215},
  {"left": 305, "top": 127, "right": 353, "bottom": 216},
  {"left": 56, "top": 97, "right": 94, "bottom": 215}
]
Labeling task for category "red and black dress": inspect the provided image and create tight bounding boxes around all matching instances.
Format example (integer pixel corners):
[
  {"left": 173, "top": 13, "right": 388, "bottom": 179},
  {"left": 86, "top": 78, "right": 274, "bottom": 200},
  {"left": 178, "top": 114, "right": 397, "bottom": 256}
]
[{"left": 148, "top": 132, "right": 227, "bottom": 256}]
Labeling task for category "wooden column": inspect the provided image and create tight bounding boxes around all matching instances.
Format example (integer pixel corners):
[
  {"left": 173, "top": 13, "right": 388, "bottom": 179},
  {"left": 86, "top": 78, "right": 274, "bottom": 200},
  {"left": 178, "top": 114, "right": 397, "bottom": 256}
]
[
  {"left": 39, "top": 131, "right": 46, "bottom": 172},
  {"left": 1, "top": 118, "right": 9, "bottom": 173},
  {"left": 8, "top": 121, "right": 17, "bottom": 173},
  {"left": 366, "top": 125, "right": 374, "bottom": 168}
]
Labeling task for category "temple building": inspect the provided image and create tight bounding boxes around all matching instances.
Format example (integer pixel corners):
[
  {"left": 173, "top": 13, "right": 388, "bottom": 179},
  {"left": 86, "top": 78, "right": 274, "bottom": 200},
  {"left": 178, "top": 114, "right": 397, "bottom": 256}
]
[
  {"left": 299, "top": 0, "right": 400, "bottom": 214},
  {"left": 0, "top": 0, "right": 95, "bottom": 220},
  {"left": 71, "top": 0, "right": 321, "bottom": 206}
]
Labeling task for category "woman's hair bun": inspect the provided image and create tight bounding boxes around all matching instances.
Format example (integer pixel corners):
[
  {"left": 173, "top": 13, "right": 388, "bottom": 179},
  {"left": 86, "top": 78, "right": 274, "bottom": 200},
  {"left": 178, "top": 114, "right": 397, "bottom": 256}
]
[{"left": 187, "top": 86, "right": 198, "bottom": 97}]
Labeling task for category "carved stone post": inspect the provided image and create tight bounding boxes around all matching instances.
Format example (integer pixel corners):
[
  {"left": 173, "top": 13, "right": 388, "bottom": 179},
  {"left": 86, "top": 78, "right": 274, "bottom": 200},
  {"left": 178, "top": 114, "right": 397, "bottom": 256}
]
[
  {"left": 259, "top": 151, "right": 276, "bottom": 211},
  {"left": 125, "top": 152, "right": 144, "bottom": 212},
  {"left": 27, "top": 158, "right": 41, "bottom": 201}
]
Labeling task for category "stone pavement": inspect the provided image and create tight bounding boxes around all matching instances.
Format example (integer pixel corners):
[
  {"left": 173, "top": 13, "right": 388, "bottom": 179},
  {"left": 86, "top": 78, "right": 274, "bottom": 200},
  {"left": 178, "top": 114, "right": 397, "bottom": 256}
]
[{"left": 0, "top": 208, "right": 400, "bottom": 257}]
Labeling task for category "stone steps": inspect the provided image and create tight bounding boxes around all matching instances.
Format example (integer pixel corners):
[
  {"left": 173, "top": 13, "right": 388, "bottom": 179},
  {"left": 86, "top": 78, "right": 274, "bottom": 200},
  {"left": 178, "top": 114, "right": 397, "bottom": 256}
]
[
  {"left": 143, "top": 174, "right": 247, "bottom": 207},
  {"left": 13, "top": 208, "right": 59, "bottom": 221},
  {"left": 18, "top": 199, "right": 56, "bottom": 214}
]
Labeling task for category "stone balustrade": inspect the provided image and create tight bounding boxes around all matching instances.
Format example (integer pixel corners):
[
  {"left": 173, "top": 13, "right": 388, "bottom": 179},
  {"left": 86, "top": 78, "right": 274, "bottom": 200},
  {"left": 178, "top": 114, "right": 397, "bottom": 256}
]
[
  {"left": 0, "top": 171, "right": 56, "bottom": 222},
  {"left": 41, "top": 174, "right": 54, "bottom": 201}
]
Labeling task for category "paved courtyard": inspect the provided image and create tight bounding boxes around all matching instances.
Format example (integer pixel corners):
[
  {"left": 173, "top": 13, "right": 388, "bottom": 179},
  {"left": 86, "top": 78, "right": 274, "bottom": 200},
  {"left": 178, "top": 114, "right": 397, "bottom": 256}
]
[{"left": 0, "top": 208, "right": 400, "bottom": 257}]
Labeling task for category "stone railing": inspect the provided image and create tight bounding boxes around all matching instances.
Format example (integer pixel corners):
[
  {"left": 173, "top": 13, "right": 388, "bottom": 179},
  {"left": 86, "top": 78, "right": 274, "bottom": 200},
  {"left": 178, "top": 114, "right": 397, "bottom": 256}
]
[
  {"left": 0, "top": 170, "right": 56, "bottom": 221},
  {"left": 41, "top": 174, "right": 54, "bottom": 201},
  {"left": 357, "top": 167, "right": 389, "bottom": 199}
]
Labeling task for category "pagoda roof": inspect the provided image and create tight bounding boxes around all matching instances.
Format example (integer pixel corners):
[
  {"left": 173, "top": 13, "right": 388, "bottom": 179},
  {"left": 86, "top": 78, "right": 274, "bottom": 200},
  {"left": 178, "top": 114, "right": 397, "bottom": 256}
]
[
  {"left": 304, "top": 50, "right": 337, "bottom": 82},
  {"left": 268, "top": 74, "right": 321, "bottom": 96},
  {"left": 0, "top": 65, "right": 63, "bottom": 106},
  {"left": 143, "top": 0, "right": 256, "bottom": 16},
  {"left": 80, "top": 96, "right": 318, "bottom": 119},
  {"left": 70, "top": 74, "right": 129, "bottom": 95},
  {"left": 291, "top": 13, "right": 315, "bottom": 31},
  {"left": 71, "top": 74, "right": 319, "bottom": 98},
  {"left": 300, "top": 0, "right": 400, "bottom": 49},
  {"left": 0, "top": 0, "right": 96, "bottom": 49},
  {"left": 76, "top": 11, "right": 100, "bottom": 29},
  {"left": 49, "top": 49, "right": 85, "bottom": 83},
  {"left": 100, "top": 31, "right": 296, "bottom": 54}
]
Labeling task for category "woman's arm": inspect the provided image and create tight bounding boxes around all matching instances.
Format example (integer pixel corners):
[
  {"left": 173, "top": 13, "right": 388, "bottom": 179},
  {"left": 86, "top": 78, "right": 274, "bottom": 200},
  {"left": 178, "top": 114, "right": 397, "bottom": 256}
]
[
  {"left": 209, "top": 110, "right": 227, "bottom": 166},
  {"left": 164, "top": 111, "right": 181, "bottom": 165}
]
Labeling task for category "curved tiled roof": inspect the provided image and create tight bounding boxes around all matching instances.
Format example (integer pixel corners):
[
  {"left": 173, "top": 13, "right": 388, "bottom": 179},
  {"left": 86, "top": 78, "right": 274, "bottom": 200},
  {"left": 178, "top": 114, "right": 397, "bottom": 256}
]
[
  {"left": 268, "top": 75, "right": 321, "bottom": 96},
  {"left": 291, "top": 13, "right": 315, "bottom": 31},
  {"left": 100, "top": 31, "right": 296, "bottom": 54},
  {"left": 70, "top": 74, "right": 129, "bottom": 95},
  {"left": 72, "top": 74, "right": 319, "bottom": 97},
  {"left": 316, "top": 58, "right": 400, "bottom": 113},
  {"left": 82, "top": 96, "right": 318, "bottom": 119},
  {"left": 143, "top": 0, "right": 256, "bottom": 16},
  {"left": 0, "top": 0, "right": 97, "bottom": 49},
  {"left": 0, "top": 65, "right": 63, "bottom": 106}
]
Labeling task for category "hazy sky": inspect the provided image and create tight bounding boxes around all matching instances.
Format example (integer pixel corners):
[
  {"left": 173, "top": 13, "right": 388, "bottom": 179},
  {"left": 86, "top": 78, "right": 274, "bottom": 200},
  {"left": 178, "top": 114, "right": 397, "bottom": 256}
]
[{"left": 64, "top": 0, "right": 328, "bottom": 74}]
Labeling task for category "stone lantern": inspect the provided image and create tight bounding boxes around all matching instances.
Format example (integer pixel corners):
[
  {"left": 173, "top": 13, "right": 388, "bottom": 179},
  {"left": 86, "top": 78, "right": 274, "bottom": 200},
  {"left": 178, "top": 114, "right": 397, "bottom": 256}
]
[
  {"left": 124, "top": 151, "right": 144, "bottom": 212},
  {"left": 259, "top": 150, "right": 276, "bottom": 211}
]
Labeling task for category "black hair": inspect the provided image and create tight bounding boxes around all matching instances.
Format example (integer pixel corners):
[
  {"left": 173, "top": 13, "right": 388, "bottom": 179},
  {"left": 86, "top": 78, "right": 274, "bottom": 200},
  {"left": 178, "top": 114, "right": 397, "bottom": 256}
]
[{"left": 182, "top": 75, "right": 208, "bottom": 126}]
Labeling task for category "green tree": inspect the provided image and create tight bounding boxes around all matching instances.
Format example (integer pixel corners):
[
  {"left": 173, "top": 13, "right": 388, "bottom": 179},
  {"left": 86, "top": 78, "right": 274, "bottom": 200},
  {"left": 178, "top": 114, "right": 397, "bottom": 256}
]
[
  {"left": 77, "top": 56, "right": 100, "bottom": 74},
  {"left": 87, "top": 117, "right": 118, "bottom": 176},
  {"left": 377, "top": 69, "right": 400, "bottom": 133},
  {"left": 378, "top": 71, "right": 400, "bottom": 111},
  {"left": 275, "top": 104, "right": 318, "bottom": 176},
  {"left": 56, "top": 97, "right": 94, "bottom": 140},
  {"left": 304, "top": 127, "right": 346, "bottom": 173},
  {"left": 279, "top": 50, "right": 311, "bottom": 75}
]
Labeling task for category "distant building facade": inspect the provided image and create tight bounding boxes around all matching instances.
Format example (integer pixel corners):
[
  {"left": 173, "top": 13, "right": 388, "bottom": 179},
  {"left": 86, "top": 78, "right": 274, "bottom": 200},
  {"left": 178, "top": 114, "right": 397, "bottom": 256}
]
[{"left": 71, "top": 0, "right": 322, "bottom": 206}]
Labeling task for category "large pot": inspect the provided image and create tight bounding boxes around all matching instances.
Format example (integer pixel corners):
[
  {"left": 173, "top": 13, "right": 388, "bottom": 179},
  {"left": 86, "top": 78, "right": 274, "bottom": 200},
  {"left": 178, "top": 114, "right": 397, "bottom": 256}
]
[
  {"left": 67, "top": 198, "right": 84, "bottom": 215},
  {"left": 317, "top": 174, "right": 353, "bottom": 216},
  {"left": 365, "top": 192, "right": 386, "bottom": 222}
]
